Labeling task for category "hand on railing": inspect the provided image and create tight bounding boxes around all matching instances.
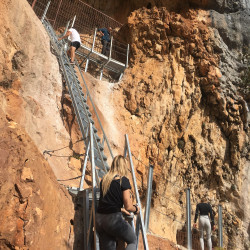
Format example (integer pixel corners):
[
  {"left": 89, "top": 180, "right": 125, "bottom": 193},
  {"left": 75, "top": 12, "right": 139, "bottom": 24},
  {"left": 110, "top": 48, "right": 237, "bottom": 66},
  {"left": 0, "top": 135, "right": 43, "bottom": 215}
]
[
  {"left": 121, "top": 207, "right": 131, "bottom": 216},
  {"left": 133, "top": 204, "right": 140, "bottom": 215}
]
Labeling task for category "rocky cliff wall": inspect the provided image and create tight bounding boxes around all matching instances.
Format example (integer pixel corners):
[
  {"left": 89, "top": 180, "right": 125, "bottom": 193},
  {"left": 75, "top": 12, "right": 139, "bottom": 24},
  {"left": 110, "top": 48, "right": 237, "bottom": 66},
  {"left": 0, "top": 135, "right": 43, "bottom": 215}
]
[
  {"left": 0, "top": 0, "right": 79, "bottom": 249},
  {"left": 0, "top": 108, "right": 74, "bottom": 249},
  {"left": 84, "top": 0, "right": 250, "bottom": 22},
  {"left": 0, "top": 0, "right": 249, "bottom": 249},
  {"left": 0, "top": 0, "right": 83, "bottom": 184},
  {"left": 112, "top": 5, "right": 249, "bottom": 249}
]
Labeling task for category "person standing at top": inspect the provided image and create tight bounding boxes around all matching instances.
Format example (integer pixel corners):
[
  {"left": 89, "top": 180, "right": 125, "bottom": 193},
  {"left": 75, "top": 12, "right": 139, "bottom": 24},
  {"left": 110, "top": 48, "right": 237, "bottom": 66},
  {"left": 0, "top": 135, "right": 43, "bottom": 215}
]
[
  {"left": 58, "top": 27, "right": 81, "bottom": 64},
  {"left": 96, "top": 155, "right": 139, "bottom": 250},
  {"left": 193, "top": 198, "right": 215, "bottom": 250},
  {"left": 98, "top": 27, "right": 112, "bottom": 56}
]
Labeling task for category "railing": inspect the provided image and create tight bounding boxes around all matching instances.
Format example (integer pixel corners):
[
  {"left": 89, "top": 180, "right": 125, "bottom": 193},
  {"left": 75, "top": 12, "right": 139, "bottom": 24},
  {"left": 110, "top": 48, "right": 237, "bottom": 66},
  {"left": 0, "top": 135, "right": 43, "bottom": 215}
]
[
  {"left": 130, "top": 153, "right": 225, "bottom": 250},
  {"left": 124, "top": 135, "right": 149, "bottom": 250},
  {"left": 27, "top": 0, "right": 127, "bottom": 55},
  {"left": 42, "top": 9, "right": 115, "bottom": 167},
  {"left": 73, "top": 25, "right": 128, "bottom": 65}
]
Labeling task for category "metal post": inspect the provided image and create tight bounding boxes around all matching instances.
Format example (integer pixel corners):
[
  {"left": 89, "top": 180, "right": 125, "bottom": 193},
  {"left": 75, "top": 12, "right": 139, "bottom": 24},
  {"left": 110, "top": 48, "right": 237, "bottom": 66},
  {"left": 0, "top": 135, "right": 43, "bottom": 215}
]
[
  {"left": 125, "top": 135, "right": 149, "bottom": 250},
  {"left": 125, "top": 44, "right": 130, "bottom": 68},
  {"left": 144, "top": 164, "right": 154, "bottom": 232},
  {"left": 41, "top": 1, "right": 51, "bottom": 23},
  {"left": 85, "top": 28, "right": 97, "bottom": 72},
  {"left": 31, "top": 0, "right": 38, "bottom": 9},
  {"left": 92, "top": 28, "right": 97, "bottom": 51},
  {"left": 79, "top": 140, "right": 90, "bottom": 191},
  {"left": 218, "top": 205, "right": 223, "bottom": 248},
  {"left": 118, "top": 72, "right": 124, "bottom": 81},
  {"left": 186, "top": 188, "right": 192, "bottom": 250},
  {"left": 53, "top": 0, "right": 62, "bottom": 28},
  {"left": 85, "top": 59, "right": 89, "bottom": 72},
  {"left": 83, "top": 189, "right": 90, "bottom": 250},
  {"left": 90, "top": 123, "right": 97, "bottom": 250},
  {"left": 71, "top": 15, "right": 76, "bottom": 28},
  {"left": 99, "top": 70, "right": 103, "bottom": 80},
  {"left": 62, "top": 21, "right": 70, "bottom": 37},
  {"left": 109, "top": 36, "right": 113, "bottom": 59}
]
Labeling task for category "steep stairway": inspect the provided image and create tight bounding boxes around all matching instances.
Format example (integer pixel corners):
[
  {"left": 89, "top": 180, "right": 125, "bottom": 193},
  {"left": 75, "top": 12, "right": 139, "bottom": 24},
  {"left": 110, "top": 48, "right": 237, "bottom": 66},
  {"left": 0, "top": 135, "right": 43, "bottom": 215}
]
[{"left": 43, "top": 19, "right": 111, "bottom": 180}]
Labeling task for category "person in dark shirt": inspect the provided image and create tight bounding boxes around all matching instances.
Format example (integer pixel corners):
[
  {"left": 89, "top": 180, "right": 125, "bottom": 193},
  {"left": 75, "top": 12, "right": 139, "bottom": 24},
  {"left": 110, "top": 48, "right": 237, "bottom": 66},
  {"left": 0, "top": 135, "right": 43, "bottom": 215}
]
[
  {"left": 193, "top": 198, "right": 215, "bottom": 250},
  {"left": 98, "top": 27, "right": 112, "bottom": 56},
  {"left": 96, "top": 155, "right": 139, "bottom": 250}
]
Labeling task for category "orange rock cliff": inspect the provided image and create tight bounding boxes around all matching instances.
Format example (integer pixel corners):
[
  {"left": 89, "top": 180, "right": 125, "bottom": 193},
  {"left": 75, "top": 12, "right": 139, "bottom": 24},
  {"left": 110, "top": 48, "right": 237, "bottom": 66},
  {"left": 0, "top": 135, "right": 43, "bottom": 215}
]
[{"left": 0, "top": 0, "right": 249, "bottom": 249}]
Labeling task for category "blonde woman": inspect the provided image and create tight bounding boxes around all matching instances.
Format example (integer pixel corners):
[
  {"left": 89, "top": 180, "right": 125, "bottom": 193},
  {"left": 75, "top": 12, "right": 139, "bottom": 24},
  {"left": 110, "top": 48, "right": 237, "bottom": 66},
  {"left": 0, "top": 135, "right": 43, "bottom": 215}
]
[{"left": 96, "top": 155, "right": 139, "bottom": 250}]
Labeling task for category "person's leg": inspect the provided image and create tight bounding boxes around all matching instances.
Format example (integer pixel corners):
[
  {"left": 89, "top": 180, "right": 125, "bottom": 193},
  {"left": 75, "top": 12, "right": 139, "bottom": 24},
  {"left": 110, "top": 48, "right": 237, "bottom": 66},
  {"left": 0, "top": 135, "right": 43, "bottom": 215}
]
[
  {"left": 109, "top": 213, "right": 137, "bottom": 250},
  {"left": 204, "top": 218, "right": 212, "bottom": 250},
  {"left": 96, "top": 213, "right": 137, "bottom": 250},
  {"left": 96, "top": 213, "right": 116, "bottom": 250},
  {"left": 199, "top": 217, "right": 205, "bottom": 250},
  {"left": 104, "top": 42, "right": 110, "bottom": 56},
  {"left": 70, "top": 46, "right": 76, "bottom": 63},
  {"left": 67, "top": 49, "right": 70, "bottom": 58},
  {"left": 99, "top": 231, "right": 116, "bottom": 250},
  {"left": 101, "top": 40, "right": 108, "bottom": 55}
]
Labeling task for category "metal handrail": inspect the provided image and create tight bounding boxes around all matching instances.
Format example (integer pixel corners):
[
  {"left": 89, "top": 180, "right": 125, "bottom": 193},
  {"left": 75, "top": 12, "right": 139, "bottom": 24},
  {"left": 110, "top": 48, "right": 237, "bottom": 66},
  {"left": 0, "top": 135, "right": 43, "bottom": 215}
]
[
  {"left": 75, "top": 59, "right": 114, "bottom": 160},
  {"left": 44, "top": 13, "right": 114, "bottom": 163},
  {"left": 41, "top": 0, "right": 51, "bottom": 23},
  {"left": 43, "top": 18, "right": 110, "bottom": 178},
  {"left": 58, "top": 20, "right": 124, "bottom": 156},
  {"left": 124, "top": 135, "right": 149, "bottom": 250},
  {"left": 89, "top": 122, "right": 98, "bottom": 250}
]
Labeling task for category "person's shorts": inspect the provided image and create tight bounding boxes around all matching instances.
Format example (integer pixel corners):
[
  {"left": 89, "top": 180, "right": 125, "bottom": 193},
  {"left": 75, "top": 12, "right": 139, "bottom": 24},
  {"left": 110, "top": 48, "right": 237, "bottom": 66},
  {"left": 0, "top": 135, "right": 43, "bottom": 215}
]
[{"left": 70, "top": 41, "right": 80, "bottom": 50}]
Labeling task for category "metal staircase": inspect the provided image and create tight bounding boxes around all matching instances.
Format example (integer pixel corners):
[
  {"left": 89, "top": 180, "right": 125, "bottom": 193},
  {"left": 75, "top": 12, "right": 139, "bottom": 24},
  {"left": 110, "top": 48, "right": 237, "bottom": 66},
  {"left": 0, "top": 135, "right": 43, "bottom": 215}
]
[{"left": 43, "top": 18, "right": 112, "bottom": 182}]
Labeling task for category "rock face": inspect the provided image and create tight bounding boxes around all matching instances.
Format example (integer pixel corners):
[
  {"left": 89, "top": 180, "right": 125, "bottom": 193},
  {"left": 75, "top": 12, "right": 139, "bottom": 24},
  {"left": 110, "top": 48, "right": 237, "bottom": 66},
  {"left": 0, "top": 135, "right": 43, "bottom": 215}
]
[
  {"left": 189, "top": 0, "right": 250, "bottom": 12},
  {"left": 0, "top": 110, "right": 74, "bottom": 249},
  {"left": 0, "top": 0, "right": 77, "bottom": 249},
  {"left": 111, "top": 5, "right": 249, "bottom": 250},
  {"left": 0, "top": 0, "right": 249, "bottom": 250},
  {"left": 0, "top": 0, "right": 83, "bottom": 184},
  {"left": 84, "top": 0, "right": 250, "bottom": 22}
]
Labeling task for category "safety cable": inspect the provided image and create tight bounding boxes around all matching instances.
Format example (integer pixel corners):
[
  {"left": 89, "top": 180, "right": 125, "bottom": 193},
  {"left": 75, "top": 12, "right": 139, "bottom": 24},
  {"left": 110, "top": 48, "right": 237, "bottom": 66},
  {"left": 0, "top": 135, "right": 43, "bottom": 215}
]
[
  {"left": 57, "top": 175, "right": 82, "bottom": 181},
  {"left": 43, "top": 138, "right": 84, "bottom": 155},
  {"left": 160, "top": 195, "right": 185, "bottom": 208},
  {"left": 131, "top": 152, "right": 186, "bottom": 191},
  {"left": 152, "top": 208, "right": 185, "bottom": 225},
  {"left": 131, "top": 152, "right": 149, "bottom": 169}
]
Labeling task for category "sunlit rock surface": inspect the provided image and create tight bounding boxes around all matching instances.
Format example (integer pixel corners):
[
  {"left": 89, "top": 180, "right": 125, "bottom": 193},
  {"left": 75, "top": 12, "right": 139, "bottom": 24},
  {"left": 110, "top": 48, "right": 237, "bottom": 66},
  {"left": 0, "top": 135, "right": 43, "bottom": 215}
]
[{"left": 0, "top": 0, "right": 249, "bottom": 249}]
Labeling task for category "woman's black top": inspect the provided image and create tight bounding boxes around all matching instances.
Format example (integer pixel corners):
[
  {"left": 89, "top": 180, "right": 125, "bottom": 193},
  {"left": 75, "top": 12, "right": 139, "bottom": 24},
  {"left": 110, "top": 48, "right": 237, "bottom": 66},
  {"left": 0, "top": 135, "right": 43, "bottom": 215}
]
[
  {"left": 97, "top": 176, "right": 131, "bottom": 214},
  {"left": 194, "top": 202, "right": 215, "bottom": 227}
]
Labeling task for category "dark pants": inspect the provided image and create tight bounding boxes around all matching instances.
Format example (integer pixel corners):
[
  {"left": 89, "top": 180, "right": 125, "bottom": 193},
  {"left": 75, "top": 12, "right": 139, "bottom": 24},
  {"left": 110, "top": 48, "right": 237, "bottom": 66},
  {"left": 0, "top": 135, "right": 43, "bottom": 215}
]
[
  {"left": 101, "top": 40, "right": 109, "bottom": 56},
  {"left": 70, "top": 41, "right": 80, "bottom": 50},
  {"left": 96, "top": 212, "right": 137, "bottom": 250}
]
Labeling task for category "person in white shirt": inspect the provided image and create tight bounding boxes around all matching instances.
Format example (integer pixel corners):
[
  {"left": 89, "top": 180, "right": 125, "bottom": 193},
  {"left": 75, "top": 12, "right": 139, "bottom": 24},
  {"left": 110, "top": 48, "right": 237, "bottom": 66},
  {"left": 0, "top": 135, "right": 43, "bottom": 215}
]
[{"left": 58, "top": 28, "right": 81, "bottom": 64}]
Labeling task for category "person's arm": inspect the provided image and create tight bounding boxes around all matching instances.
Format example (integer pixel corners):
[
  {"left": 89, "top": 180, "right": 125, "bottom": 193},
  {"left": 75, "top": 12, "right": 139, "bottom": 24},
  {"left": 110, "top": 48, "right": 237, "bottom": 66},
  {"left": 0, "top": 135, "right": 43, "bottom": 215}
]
[
  {"left": 193, "top": 204, "right": 199, "bottom": 228},
  {"left": 121, "top": 207, "right": 131, "bottom": 216},
  {"left": 58, "top": 30, "right": 71, "bottom": 41},
  {"left": 209, "top": 204, "right": 215, "bottom": 230},
  {"left": 123, "top": 189, "right": 140, "bottom": 214},
  {"left": 97, "top": 28, "right": 104, "bottom": 36}
]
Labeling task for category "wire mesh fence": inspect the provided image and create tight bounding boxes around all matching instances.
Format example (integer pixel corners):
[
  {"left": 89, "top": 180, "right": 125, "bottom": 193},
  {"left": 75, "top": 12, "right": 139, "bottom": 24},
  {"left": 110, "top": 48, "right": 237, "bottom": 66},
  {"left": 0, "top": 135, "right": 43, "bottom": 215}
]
[{"left": 27, "top": 0, "right": 128, "bottom": 64}]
